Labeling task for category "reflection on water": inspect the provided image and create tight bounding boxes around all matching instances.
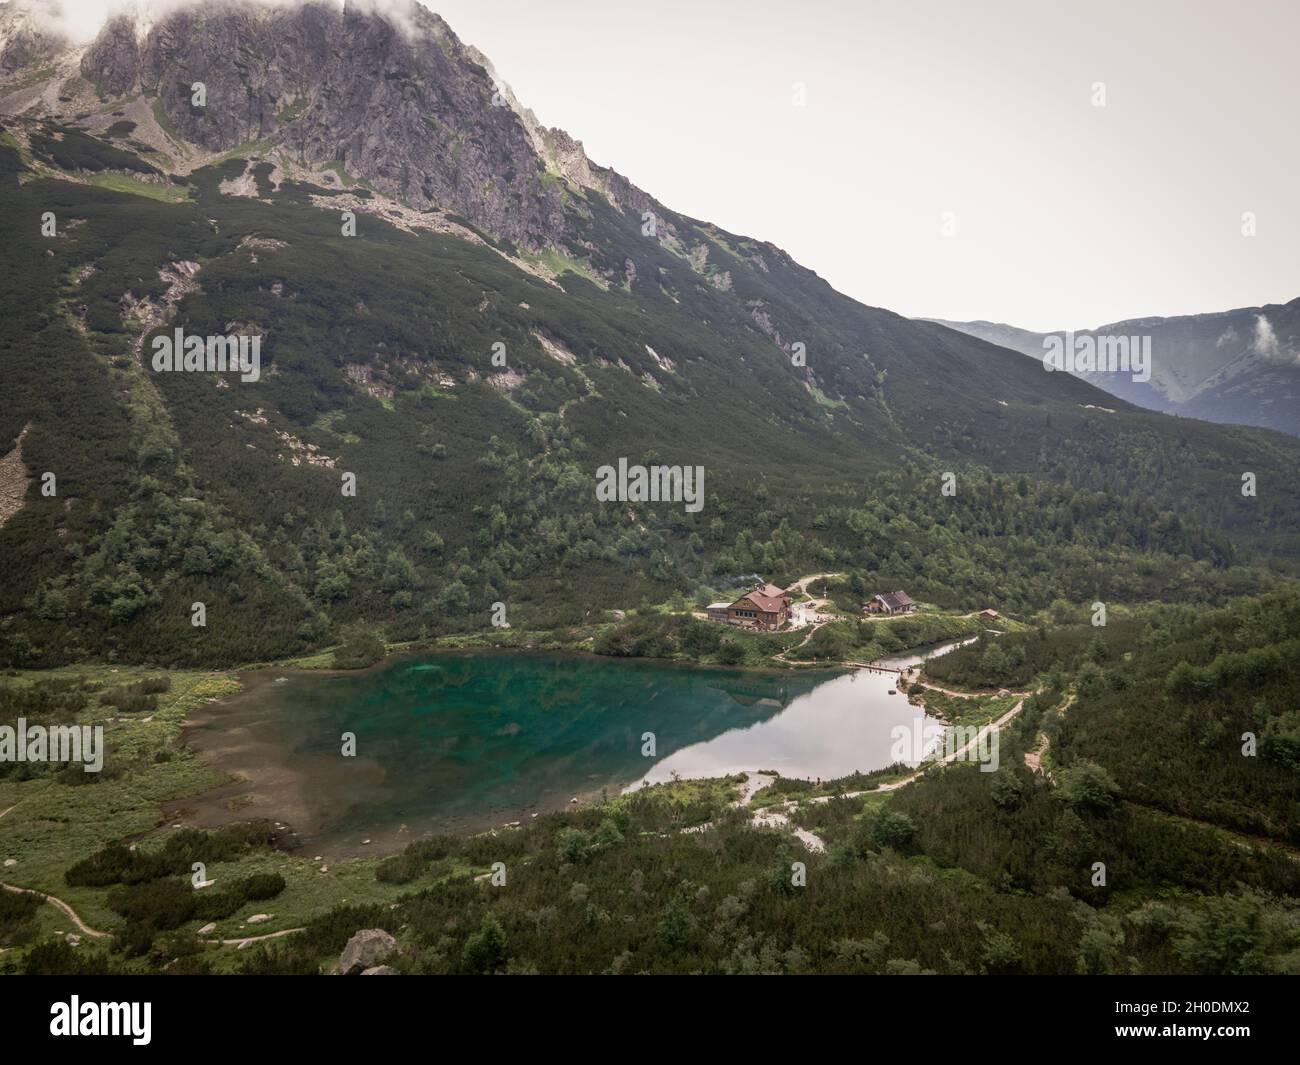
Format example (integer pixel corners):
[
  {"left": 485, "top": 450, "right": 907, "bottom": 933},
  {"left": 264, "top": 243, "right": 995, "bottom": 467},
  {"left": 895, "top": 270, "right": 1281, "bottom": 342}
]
[
  {"left": 632, "top": 639, "right": 969, "bottom": 787},
  {"left": 190, "top": 642, "right": 968, "bottom": 849}
]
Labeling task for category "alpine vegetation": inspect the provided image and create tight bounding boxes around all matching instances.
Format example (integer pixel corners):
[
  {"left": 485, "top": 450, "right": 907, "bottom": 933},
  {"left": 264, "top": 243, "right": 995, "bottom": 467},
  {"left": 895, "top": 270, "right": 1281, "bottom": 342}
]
[
  {"left": 595, "top": 459, "right": 705, "bottom": 513},
  {"left": 0, "top": 719, "right": 103, "bottom": 772},
  {"left": 150, "top": 329, "right": 262, "bottom": 382}
]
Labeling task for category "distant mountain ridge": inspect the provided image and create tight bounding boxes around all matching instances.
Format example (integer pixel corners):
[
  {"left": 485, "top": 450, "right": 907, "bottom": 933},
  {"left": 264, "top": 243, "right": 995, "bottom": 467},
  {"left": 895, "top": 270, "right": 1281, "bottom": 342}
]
[{"left": 927, "top": 299, "right": 1300, "bottom": 436}]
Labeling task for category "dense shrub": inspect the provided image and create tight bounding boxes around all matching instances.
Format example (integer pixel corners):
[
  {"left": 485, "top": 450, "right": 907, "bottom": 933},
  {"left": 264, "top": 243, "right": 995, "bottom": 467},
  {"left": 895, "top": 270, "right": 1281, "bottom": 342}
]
[
  {"left": 106, "top": 878, "right": 195, "bottom": 929},
  {"left": 65, "top": 824, "right": 275, "bottom": 887},
  {"left": 332, "top": 633, "right": 386, "bottom": 669},
  {"left": 240, "top": 873, "right": 286, "bottom": 901},
  {"left": 0, "top": 889, "right": 41, "bottom": 947},
  {"left": 23, "top": 939, "right": 115, "bottom": 976}
]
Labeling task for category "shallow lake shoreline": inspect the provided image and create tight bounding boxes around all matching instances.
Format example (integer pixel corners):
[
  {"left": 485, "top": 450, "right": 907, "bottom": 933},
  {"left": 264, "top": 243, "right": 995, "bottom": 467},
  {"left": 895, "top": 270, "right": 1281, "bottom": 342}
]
[{"left": 162, "top": 638, "right": 981, "bottom": 859}]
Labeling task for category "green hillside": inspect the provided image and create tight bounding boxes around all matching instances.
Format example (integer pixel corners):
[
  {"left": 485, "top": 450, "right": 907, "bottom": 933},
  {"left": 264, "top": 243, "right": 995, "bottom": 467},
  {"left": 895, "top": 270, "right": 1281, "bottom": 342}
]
[{"left": 2, "top": 120, "right": 1298, "bottom": 668}]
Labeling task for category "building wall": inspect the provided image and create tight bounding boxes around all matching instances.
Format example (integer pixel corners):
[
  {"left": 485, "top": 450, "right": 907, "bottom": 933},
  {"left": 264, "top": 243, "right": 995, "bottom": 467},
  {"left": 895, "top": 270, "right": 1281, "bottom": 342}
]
[
  {"left": 726, "top": 607, "right": 784, "bottom": 630},
  {"left": 864, "top": 599, "right": 915, "bottom": 615}
]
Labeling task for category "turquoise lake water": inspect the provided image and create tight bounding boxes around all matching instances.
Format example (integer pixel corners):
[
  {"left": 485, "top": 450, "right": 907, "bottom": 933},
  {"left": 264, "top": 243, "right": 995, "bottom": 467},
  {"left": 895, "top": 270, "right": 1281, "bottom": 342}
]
[{"left": 185, "top": 646, "right": 959, "bottom": 852}]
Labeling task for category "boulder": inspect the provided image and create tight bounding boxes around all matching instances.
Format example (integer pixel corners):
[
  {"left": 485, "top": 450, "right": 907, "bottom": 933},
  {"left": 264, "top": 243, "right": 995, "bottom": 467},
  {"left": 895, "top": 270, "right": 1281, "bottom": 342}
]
[
  {"left": 361, "top": 965, "right": 400, "bottom": 976},
  {"left": 335, "top": 928, "right": 397, "bottom": 975}
]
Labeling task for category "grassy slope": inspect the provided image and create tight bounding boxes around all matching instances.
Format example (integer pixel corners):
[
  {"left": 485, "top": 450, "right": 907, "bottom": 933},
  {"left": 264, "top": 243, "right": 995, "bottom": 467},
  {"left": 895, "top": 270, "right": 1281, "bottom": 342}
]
[{"left": 2, "top": 119, "right": 1299, "bottom": 670}]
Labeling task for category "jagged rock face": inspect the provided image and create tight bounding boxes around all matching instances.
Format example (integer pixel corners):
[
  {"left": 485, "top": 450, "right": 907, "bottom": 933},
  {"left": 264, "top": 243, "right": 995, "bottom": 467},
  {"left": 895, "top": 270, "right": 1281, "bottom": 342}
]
[
  {"left": 80, "top": 0, "right": 566, "bottom": 247},
  {"left": 78, "top": 13, "right": 139, "bottom": 97},
  {"left": 335, "top": 928, "right": 397, "bottom": 975},
  {"left": 0, "top": 3, "right": 65, "bottom": 73}
]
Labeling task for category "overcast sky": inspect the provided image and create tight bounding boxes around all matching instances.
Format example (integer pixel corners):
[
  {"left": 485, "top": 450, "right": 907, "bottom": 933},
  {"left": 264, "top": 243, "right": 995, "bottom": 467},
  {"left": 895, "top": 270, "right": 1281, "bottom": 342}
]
[{"left": 44, "top": 0, "right": 1300, "bottom": 330}]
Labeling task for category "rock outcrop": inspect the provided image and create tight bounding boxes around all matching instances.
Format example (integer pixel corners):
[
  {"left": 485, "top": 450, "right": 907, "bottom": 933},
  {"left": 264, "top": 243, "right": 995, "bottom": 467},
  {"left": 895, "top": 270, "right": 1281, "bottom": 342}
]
[
  {"left": 2, "top": 0, "right": 712, "bottom": 264},
  {"left": 79, "top": 0, "right": 567, "bottom": 247},
  {"left": 0, "top": 3, "right": 65, "bottom": 74},
  {"left": 334, "top": 927, "right": 396, "bottom": 975},
  {"left": 0, "top": 426, "right": 31, "bottom": 531}
]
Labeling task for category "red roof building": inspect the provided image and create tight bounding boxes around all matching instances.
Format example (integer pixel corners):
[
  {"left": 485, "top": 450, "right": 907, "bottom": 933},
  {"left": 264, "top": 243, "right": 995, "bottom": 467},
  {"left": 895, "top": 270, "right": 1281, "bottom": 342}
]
[{"left": 717, "top": 582, "right": 792, "bottom": 631}]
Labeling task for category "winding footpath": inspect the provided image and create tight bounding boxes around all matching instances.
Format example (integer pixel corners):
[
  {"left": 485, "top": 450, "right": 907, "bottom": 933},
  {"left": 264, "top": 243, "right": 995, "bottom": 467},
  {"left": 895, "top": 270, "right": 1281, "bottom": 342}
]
[
  {"left": 914, "top": 682, "right": 1028, "bottom": 700},
  {"left": 0, "top": 792, "right": 43, "bottom": 822},
  {"left": 1024, "top": 693, "right": 1073, "bottom": 774},
  {"left": 0, "top": 879, "right": 304, "bottom": 948},
  {"left": 206, "top": 927, "right": 305, "bottom": 948},
  {"left": 0, "top": 881, "right": 112, "bottom": 939},
  {"left": 4, "top": 774, "right": 302, "bottom": 948},
  {"left": 685, "top": 683, "right": 1039, "bottom": 854},
  {"left": 680, "top": 772, "right": 828, "bottom": 853},
  {"left": 770, "top": 574, "right": 842, "bottom": 661}
]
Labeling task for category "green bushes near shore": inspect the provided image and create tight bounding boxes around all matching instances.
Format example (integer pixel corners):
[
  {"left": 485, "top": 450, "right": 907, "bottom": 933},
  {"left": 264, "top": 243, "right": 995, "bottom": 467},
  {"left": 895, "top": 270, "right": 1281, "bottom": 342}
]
[
  {"left": 751, "top": 764, "right": 911, "bottom": 805},
  {"left": 592, "top": 612, "right": 791, "bottom": 665},
  {"left": 0, "top": 889, "right": 42, "bottom": 947},
  {"left": 190, "top": 873, "right": 287, "bottom": 922},
  {"left": 65, "top": 824, "right": 274, "bottom": 887},
  {"left": 102, "top": 870, "right": 287, "bottom": 955},
  {"left": 0, "top": 676, "right": 98, "bottom": 780},
  {"left": 332, "top": 633, "right": 387, "bottom": 669},
  {"left": 786, "top": 612, "right": 981, "bottom": 663},
  {"left": 923, "top": 617, "right": 1144, "bottom": 690},
  {"left": 375, "top": 837, "right": 454, "bottom": 884},
  {"left": 592, "top": 613, "right": 712, "bottom": 658},
  {"left": 0, "top": 676, "right": 94, "bottom": 720},
  {"left": 99, "top": 675, "right": 168, "bottom": 709}
]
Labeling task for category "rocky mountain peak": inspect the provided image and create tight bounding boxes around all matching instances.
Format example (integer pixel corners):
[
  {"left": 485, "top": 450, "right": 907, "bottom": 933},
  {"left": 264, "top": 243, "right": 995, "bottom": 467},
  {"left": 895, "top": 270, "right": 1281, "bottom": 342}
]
[
  {"left": 463, "top": 42, "right": 601, "bottom": 195},
  {"left": 65, "top": 0, "right": 575, "bottom": 245},
  {"left": 0, "top": 0, "right": 68, "bottom": 72},
  {"left": 3, "top": 0, "right": 731, "bottom": 278}
]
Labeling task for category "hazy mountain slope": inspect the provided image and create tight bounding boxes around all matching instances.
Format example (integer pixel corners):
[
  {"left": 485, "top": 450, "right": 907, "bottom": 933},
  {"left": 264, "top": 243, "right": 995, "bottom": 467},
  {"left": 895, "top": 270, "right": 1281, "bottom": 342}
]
[
  {"left": 921, "top": 319, "right": 1050, "bottom": 363},
  {"left": 928, "top": 300, "right": 1300, "bottom": 436},
  {"left": 1, "top": 0, "right": 1298, "bottom": 669}
]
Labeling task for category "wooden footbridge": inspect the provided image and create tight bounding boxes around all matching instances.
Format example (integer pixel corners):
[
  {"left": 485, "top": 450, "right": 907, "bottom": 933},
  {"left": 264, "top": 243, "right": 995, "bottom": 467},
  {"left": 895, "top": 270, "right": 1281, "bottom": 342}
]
[{"left": 844, "top": 661, "right": 906, "bottom": 675}]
